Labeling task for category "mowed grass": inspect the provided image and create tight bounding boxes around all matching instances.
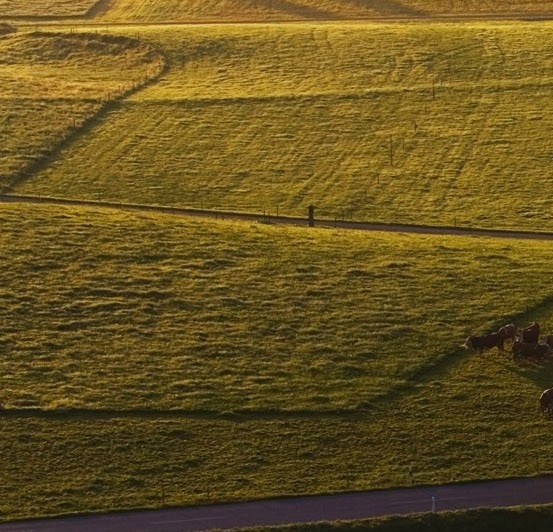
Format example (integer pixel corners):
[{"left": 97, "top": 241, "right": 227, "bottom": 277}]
[
  {"left": 17, "top": 22, "right": 553, "bottom": 231},
  {"left": 0, "top": 0, "right": 96, "bottom": 18},
  {"left": 98, "top": 0, "right": 553, "bottom": 22},
  {"left": 0, "top": 30, "right": 165, "bottom": 191},
  {"left": 3, "top": 203, "right": 553, "bottom": 519}
]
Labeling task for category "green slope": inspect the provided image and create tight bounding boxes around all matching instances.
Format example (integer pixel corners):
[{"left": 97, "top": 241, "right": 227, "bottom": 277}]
[
  {"left": 0, "top": 30, "right": 165, "bottom": 191},
  {"left": 16, "top": 22, "right": 553, "bottom": 232},
  {"left": 2, "top": 203, "right": 553, "bottom": 519}
]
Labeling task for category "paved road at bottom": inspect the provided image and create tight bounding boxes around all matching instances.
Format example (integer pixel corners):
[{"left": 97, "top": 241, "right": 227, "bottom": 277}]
[{"left": 2, "top": 476, "right": 553, "bottom": 532}]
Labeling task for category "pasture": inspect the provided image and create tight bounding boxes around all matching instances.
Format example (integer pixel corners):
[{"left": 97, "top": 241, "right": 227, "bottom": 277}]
[
  {"left": 4, "top": 0, "right": 553, "bottom": 524},
  {"left": 0, "top": 30, "right": 165, "bottom": 191},
  {"left": 2, "top": 203, "right": 553, "bottom": 519},
  {"left": 14, "top": 21, "right": 553, "bottom": 231},
  {"left": 70, "top": 0, "right": 553, "bottom": 22}
]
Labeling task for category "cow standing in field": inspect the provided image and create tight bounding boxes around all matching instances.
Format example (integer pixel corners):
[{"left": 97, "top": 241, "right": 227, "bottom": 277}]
[
  {"left": 540, "top": 388, "right": 553, "bottom": 417},
  {"left": 513, "top": 340, "right": 552, "bottom": 361},
  {"left": 519, "top": 322, "right": 540, "bottom": 344},
  {"left": 464, "top": 323, "right": 520, "bottom": 355},
  {"left": 498, "top": 323, "right": 517, "bottom": 342},
  {"left": 464, "top": 331, "right": 505, "bottom": 354}
]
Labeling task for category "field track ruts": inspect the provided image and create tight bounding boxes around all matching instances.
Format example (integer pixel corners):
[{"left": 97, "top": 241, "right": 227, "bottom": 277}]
[{"left": 4, "top": 193, "right": 553, "bottom": 242}]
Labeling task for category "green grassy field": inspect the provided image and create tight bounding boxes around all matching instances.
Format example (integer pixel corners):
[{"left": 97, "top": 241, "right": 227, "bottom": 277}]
[
  {"left": 2, "top": 203, "right": 553, "bottom": 519},
  {"left": 4, "top": 203, "right": 552, "bottom": 414},
  {"left": 0, "top": 30, "right": 165, "bottom": 191},
  {"left": 4, "top": 0, "right": 553, "bottom": 524},
  {"left": 12, "top": 22, "right": 553, "bottom": 232}
]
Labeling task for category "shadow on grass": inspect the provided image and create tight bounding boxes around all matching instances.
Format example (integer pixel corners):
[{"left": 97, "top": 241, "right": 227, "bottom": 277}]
[
  {"left": 257, "top": 0, "right": 345, "bottom": 20},
  {"left": 3, "top": 32, "right": 168, "bottom": 194},
  {"left": 368, "top": 293, "right": 553, "bottom": 412},
  {"left": 341, "top": 0, "right": 427, "bottom": 17}
]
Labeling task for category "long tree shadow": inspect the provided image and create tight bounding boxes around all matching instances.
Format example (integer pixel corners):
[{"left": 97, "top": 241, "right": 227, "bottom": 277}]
[
  {"left": 504, "top": 357, "right": 553, "bottom": 391},
  {"left": 86, "top": 0, "right": 116, "bottom": 18},
  {"left": 257, "top": 0, "right": 428, "bottom": 19}
]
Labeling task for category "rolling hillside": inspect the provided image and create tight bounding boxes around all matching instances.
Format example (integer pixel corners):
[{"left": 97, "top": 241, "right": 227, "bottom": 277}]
[
  {"left": 15, "top": 22, "right": 553, "bottom": 232},
  {"left": 4, "top": 0, "right": 553, "bottom": 524},
  {"left": 2, "top": 203, "right": 553, "bottom": 520}
]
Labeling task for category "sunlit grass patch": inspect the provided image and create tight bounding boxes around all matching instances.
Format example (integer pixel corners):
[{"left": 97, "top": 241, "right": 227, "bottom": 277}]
[
  {"left": 0, "top": 0, "right": 96, "bottom": 18},
  {"left": 0, "top": 30, "right": 165, "bottom": 190},
  {"left": 17, "top": 22, "right": 553, "bottom": 231}
]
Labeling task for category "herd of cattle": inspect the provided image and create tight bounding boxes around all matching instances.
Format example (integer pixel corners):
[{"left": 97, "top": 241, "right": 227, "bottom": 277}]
[{"left": 463, "top": 322, "right": 553, "bottom": 417}]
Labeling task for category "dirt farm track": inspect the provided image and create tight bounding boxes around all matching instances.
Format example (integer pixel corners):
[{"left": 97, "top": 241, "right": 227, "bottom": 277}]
[{"left": 5, "top": 193, "right": 553, "bottom": 242}]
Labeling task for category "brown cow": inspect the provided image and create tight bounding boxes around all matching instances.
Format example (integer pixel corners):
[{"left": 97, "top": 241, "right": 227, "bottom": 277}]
[
  {"left": 519, "top": 322, "right": 540, "bottom": 343},
  {"left": 498, "top": 323, "right": 517, "bottom": 341},
  {"left": 513, "top": 340, "right": 552, "bottom": 361},
  {"left": 540, "top": 388, "right": 553, "bottom": 417},
  {"left": 464, "top": 332, "right": 505, "bottom": 354}
]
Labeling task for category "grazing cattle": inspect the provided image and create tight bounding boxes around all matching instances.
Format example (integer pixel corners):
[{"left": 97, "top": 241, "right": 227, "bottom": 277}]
[
  {"left": 540, "top": 388, "right": 553, "bottom": 417},
  {"left": 513, "top": 340, "right": 552, "bottom": 361},
  {"left": 498, "top": 323, "right": 517, "bottom": 341},
  {"left": 519, "top": 322, "right": 540, "bottom": 343},
  {"left": 464, "top": 332, "right": 505, "bottom": 354}
]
